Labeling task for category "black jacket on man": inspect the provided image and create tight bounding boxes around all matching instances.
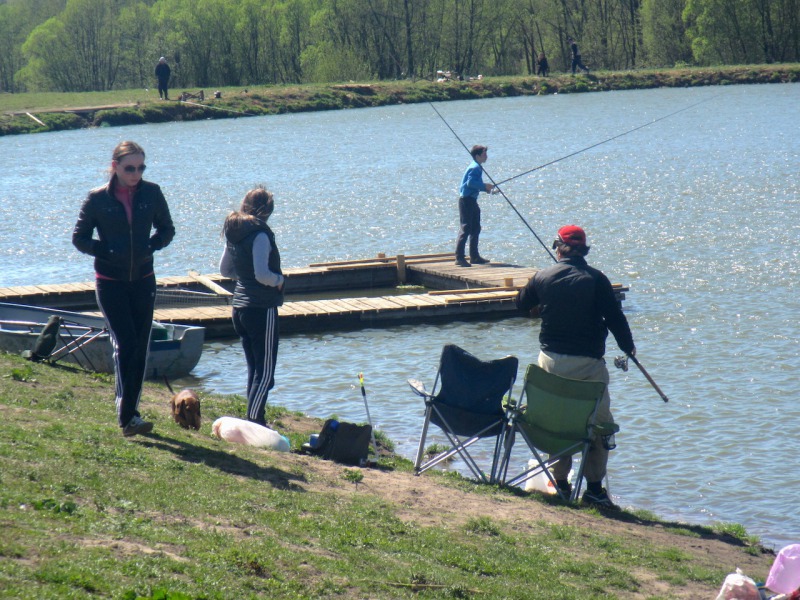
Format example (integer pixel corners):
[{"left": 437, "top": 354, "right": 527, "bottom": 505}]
[
  {"left": 516, "top": 256, "right": 634, "bottom": 359},
  {"left": 155, "top": 61, "right": 171, "bottom": 82},
  {"left": 72, "top": 179, "right": 175, "bottom": 281}
]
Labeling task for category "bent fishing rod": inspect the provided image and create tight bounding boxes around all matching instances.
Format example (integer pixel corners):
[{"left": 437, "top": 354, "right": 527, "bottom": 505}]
[
  {"left": 432, "top": 100, "right": 673, "bottom": 402},
  {"left": 494, "top": 93, "right": 719, "bottom": 187},
  {"left": 428, "top": 102, "right": 557, "bottom": 262}
]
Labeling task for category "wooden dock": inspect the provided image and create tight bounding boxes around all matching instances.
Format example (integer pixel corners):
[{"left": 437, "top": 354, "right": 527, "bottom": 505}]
[{"left": 0, "top": 252, "right": 627, "bottom": 339}]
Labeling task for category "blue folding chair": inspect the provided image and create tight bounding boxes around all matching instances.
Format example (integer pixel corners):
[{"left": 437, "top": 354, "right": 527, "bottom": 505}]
[{"left": 410, "top": 344, "right": 518, "bottom": 484}]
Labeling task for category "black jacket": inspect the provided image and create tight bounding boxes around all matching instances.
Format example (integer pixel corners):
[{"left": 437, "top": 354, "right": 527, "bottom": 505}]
[
  {"left": 72, "top": 179, "right": 175, "bottom": 281},
  {"left": 155, "top": 62, "right": 171, "bottom": 81},
  {"left": 516, "top": 256, "right": 634, "bottom": 359}
]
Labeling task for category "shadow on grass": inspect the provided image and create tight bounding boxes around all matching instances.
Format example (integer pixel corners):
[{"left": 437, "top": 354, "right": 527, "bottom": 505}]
[
  {"left": 445, "top": 478, "right": 774, "bottom": 555},
  {"left": 526, "top": 489, "right": 774, "bottom": 554},
  {"left": 134, "top": 432, "right": 308, "bottom": 490}
]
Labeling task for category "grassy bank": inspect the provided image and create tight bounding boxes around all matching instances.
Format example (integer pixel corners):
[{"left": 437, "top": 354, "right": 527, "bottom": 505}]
[
  {"left": 1, "top": 64, "right": 798, "bottom": 137},
  {"left": 0, "top": 351, "right": 775, "bottom": 599}
]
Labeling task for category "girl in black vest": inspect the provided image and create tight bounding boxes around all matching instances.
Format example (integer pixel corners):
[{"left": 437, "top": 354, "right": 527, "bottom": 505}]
[{"left": 220, "top": 187, "right": 285, "bottom": 426}]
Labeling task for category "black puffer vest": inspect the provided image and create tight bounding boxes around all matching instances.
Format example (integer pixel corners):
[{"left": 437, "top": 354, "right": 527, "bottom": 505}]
[{"left": 226, "top": 221, "right": 283, "bottom": 309}]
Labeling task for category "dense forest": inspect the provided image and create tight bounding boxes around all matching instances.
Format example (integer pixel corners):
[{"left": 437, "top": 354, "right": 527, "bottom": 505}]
[{"left": 0, "top": 0, "right": 798, "bottom": 93}]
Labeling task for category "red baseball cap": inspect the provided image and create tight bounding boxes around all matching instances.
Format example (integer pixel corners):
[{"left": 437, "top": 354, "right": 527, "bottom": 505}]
[{"left": 557, "top": 225, "right": 586, "bottom": 246}]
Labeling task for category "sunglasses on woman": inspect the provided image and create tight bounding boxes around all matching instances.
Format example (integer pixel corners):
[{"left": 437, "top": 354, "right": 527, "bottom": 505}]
[{"left": 123, "top": 164, "right": 147, "bottom": 173}]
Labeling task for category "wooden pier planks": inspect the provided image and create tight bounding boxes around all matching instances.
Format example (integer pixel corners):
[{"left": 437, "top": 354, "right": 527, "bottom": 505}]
[{"left": 1, "top": 251, "right": 629, "bottom": 338}]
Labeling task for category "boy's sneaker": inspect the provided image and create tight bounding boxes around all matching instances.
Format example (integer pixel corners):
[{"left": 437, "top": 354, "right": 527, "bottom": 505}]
[
  {"left": 581, "top": 488, "right": 619, "bottom": 510},
  {"left": 123, "top": 416, "right": 153, "bottom": 437}
]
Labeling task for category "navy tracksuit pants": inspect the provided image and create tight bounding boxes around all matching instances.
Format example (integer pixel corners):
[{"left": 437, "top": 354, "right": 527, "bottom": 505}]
[
  {"left": 96, "top": 276, "right": 156, "bottom": 428},
  {"left": 232, "top": 306, "right": 279, "bottom": 426}
]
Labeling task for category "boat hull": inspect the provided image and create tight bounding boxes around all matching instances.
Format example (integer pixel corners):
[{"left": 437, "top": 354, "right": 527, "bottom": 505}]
[{"left": 0, "top": 302, "right": 204, "bottom": 379}]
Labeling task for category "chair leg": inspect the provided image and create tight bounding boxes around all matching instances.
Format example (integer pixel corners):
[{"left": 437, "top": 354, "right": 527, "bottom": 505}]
[
  {"left": 571, "top": 441, "right": 591, "bottom": 501},
  {"left": 413, "top": 405, "right": 433, "bottom": 474}
]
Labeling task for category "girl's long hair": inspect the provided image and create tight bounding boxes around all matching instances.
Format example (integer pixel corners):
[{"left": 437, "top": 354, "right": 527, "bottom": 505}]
[{"left": 222, "top": 186, "right": 274, "bottom": 237}]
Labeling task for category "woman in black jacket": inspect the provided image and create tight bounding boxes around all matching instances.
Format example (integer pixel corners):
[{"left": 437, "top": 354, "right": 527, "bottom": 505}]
[{"left": 73, "top": 141, "right": 175, "bottom": 437}]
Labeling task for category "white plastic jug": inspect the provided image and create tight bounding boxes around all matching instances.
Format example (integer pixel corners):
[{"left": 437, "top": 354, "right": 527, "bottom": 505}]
[{"left": 523, "top": 460, "right": 557, "bottom": 495}]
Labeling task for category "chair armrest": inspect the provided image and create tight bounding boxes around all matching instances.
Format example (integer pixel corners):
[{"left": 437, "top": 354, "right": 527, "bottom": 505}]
[
  {"left": 407, "top": 378, "right": 429, "bottom": 398},
  {"left": 594, "top": 422, "right": 620, "bottom": 435}
]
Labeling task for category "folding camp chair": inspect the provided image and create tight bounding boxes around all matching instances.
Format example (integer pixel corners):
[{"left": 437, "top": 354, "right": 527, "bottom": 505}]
[
  {"left": 498, "top": 364, "right": 618, "bottom": 502},
  {"left": 409, "top": 344, "right": 518, "bottom": 484}
]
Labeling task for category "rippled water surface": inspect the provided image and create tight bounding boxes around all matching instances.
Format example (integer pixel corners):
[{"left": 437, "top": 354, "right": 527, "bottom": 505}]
[{"left": 1, "top": 83, "right": 798, "bottom": 549}]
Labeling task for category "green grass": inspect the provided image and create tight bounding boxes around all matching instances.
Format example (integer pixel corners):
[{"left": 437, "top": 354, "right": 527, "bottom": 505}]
[{"left": 0, "top": 351, "right": 772, "bottom": 599}]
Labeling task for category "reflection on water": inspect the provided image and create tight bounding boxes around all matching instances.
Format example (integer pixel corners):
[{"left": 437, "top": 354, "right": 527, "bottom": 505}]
[{"left": 2, "top": 83, "right": 799, "bottom": 549}]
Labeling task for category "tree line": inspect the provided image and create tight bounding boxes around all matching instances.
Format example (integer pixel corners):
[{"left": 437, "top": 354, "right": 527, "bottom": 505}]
[{"left": 1, "top": 0, "right": 798, "bottom": 93}]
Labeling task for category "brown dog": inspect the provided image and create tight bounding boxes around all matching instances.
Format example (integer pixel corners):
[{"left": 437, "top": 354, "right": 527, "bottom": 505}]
[{"left": 170, "top": 389, "right": 201, "bottom": 430}]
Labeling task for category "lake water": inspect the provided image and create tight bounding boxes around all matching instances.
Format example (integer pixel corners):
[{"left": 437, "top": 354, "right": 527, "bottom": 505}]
[{"left": 1, "top": 83, "right": 798, "bottom": 550}]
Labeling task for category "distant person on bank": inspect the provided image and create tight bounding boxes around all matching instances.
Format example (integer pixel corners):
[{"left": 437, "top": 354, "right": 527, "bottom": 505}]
[
  {"left": 220, "top": 187, "right": 285, "bottom": 427},
  {"left": 72, "top": 141, "right": 175, "bottom": 437},
  {"left": 516, "top": 225, "right": 635, "bottom": 509},
  {"left": 155, "top": 57, "right": 171, "bottom": 100},
  {"left": 537, "top": 52, "right": 549, "bottom": 77},
  {"left": 568, "top": 37, "right": 589, "bottom": 74},
  {"left": 455, "top": 144, "right": 494, "bottom": 268}
]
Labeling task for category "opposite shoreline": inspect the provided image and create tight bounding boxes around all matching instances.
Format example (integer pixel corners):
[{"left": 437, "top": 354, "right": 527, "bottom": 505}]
[{"left": 2, "top": 64, "right": 798, "bottom": 137}]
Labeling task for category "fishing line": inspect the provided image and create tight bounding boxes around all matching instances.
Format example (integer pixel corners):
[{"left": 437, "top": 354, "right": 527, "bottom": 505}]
[
  {"left": 428, "top": 102, "right": 557, "bottom": 262},
  {"left": 494, "top": 93, "right": 720, "bottom": 187}
]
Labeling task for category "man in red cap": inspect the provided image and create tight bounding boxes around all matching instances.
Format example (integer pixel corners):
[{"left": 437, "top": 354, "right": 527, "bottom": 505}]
[{"left": 516, "top": 224, "right": 635, "bottom": 509}]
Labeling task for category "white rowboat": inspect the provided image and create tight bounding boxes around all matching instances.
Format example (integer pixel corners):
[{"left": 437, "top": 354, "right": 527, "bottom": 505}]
[{"left": 0, "top": 302, "right": 204, "bottom": 379}]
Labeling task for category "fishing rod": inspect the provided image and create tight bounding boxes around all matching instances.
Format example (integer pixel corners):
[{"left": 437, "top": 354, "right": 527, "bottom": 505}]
[
  {"left": 180, "top": 100, "right": 258, "bottom": 116},
  {"left": 615, "top": 354, "right": 669, "bottom": 403},
  {"left": 358, "top": 373, "right": 380, "bottom": 464},
  {"left": 428, "top": 102, "right": 557, "bottom": 262},
  {"left": 494, "top": 93, "right": 719, "bottom": 187}
]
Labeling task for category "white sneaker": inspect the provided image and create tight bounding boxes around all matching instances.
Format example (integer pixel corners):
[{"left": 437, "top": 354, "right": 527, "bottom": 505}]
[{"left": 123, "top": 416, "right": 153, "bottom": 437}]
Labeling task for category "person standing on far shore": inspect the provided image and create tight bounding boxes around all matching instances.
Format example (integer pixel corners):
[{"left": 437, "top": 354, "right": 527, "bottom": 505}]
[
  {"left": 537, "top": 52, "right": 549, "bottom": 77},
  {"left": 155, "top": 57, "right": 171, "bottom": 100},
  {"left": 568, "top": 37, "right": 589, "bottom": 74},
  {"left": 72, "top": 141, "right": 175, "bottom": 437}
]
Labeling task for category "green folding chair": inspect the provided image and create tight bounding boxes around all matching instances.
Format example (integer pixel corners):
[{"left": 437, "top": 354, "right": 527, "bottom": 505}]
[{"left": 498, "top": 363, "right": 618, "bottom": 502}]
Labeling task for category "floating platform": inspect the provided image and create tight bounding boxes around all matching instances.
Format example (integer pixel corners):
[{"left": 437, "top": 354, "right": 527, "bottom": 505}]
[{"left": 0, "top": 252, "right": 627, "bottom": 339}]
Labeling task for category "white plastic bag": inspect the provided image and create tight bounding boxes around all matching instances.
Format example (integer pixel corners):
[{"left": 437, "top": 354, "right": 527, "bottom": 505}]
[
  {"left": 715, "top": 568, "right": 760, "bottom": 600},
  {"left": 523, "top": 460, "right": 558, "bottom": 495},
  {"left": 766, "top": 544, "right": 800, "bottom": 595},
  {"left": 212, "top": 416, "right": 290, "bottom": 452}
]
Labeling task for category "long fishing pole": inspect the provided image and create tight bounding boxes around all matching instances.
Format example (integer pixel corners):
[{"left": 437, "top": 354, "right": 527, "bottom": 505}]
[
  {"left": 428, "top": 102, "right": 557, "bottom": 262},
  {"left": 494, "top": 93, "right": 719, "bottom": 187}
]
